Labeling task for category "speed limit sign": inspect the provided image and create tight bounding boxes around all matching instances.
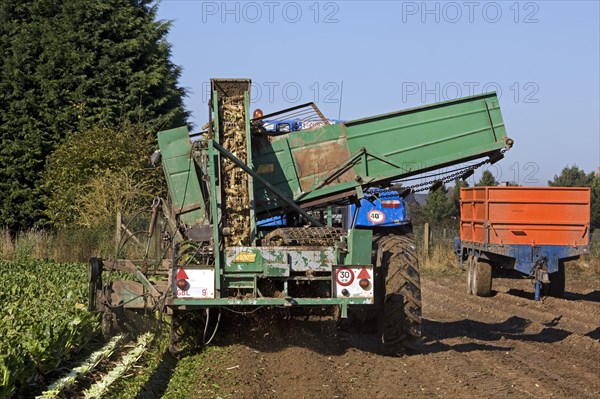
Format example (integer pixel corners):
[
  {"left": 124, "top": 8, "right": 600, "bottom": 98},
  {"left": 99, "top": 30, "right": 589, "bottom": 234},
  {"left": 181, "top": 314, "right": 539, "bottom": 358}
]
[
  {"left": 367, "top": 209, "right": 385, "bottom": 224},
  {"left": 336, "top": 268, "right": 354, "bottom": 286}
]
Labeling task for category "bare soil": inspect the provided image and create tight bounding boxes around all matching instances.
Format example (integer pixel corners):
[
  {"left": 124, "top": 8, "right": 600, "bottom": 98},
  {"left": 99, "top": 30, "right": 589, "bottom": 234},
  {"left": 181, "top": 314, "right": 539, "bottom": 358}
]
[{"left": 179, "top": 274, "right": 600, "bottom": 399}]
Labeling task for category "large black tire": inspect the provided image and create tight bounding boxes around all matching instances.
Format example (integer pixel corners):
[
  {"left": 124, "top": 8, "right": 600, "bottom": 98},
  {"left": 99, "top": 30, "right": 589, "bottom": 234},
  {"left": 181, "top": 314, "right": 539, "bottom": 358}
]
[
  {"left": 374, "top": 235, "right": 422, "bottom": 356},
  {"left": 88, "top": 258, "right": 103, "bottom": 311},
  {"left": 472, "top": 259, "right": 492, "bottom": 297},
  {"left": 545, "top": 261, "right": 566, "bottom": 298}
]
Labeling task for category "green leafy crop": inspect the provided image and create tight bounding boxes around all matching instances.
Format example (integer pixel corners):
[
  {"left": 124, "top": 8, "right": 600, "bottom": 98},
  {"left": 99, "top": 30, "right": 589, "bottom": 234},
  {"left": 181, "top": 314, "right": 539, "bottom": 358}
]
[{"left": 0, "top": 260, "right": 99, "bottom": 398}]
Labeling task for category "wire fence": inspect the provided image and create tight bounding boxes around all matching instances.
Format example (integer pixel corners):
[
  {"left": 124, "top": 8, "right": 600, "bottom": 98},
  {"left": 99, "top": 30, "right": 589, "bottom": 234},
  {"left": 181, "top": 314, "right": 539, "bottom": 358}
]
[{"left": 413, "top": 224, "right": 459, "bottom": 249}]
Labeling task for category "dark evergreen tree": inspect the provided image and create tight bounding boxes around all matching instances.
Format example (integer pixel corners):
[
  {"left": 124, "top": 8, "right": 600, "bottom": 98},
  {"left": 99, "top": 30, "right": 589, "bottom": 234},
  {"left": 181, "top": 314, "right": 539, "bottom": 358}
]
[
  {"left": 423, "top": 184, "right": 454, "bottom": 225},
  {"left": 475, "top": 170, "right": 498, "bottom": 187},
  {"left": 591, "top": 174, "right": 600, "bottom": 230},
  {"left": 548, "top": 165, "right": 594, "bottom": 187},
  {"left": 0, "top": 0, "right": 187, "bottom": 230},
  {"left": 451, "top": 179, "right": 469, "bottom": 217},
  {"left": 549, "top": 165, "right": 598, "bottom": 230}
]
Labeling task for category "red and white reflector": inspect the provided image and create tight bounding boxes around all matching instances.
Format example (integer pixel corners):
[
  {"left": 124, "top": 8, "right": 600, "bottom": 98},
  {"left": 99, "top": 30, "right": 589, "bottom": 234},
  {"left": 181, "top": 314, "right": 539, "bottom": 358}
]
[{"left": 381, "top": 199, "right": 401, "bottom": 208}]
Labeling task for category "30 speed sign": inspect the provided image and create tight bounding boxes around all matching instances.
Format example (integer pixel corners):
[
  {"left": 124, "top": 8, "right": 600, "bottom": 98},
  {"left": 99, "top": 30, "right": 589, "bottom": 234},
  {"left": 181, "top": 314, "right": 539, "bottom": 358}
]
[{"left": 335, "top": 267, "right": 354, "bottom": 286}]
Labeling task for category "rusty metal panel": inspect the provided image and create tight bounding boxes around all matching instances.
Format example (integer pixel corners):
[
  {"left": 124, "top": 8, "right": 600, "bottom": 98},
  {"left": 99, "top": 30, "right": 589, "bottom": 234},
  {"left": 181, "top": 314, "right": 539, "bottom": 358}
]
[
  {"left": 110, "top": 281, "right": 146, "bottom": 308},
  {"left": 291, "top": 137, "right": 355, "bottom": 192}
]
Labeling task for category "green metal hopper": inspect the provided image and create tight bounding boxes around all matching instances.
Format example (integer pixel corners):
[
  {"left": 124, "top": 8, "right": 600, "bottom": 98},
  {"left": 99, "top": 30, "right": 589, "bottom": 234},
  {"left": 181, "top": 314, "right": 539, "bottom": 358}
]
[{"left": 252, "top": 92, "right": 511, "bottom": 213}]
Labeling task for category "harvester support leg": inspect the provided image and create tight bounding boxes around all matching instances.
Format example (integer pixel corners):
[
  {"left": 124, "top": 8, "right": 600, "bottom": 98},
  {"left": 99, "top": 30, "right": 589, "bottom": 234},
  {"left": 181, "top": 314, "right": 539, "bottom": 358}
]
[
  {"left": 534, "top": 279, "right": 541, "bottom": 301},
  {"left": 102, "top": 311, "right": 114, "bottom": 340},
  {"left": 341, "top": 303, "right": 348, "bottom": 319},
  {"left": 169, "top": 312, "right": 183, "bottom": 356}
]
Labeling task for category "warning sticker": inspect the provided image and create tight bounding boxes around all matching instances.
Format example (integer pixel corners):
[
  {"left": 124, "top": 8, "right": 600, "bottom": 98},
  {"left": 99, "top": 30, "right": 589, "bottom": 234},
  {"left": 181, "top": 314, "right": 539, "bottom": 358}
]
[
  {"left": 367, "top": 209, "right": 385, "bottom": 224},
  {"left": 175, "top": 268, "right": 189, "bottom": 280},
  {"left": 175, "top": 268, "right": 215, "bottom": 298},
  {"left": 334, "top": 265, "right": 374, "bottom": 301},
  {"left": 335, "top": 267, "right": 354, "bottom": 286},
  {"left": 357, "top": 268, "right": 371, "bottom": 279}
]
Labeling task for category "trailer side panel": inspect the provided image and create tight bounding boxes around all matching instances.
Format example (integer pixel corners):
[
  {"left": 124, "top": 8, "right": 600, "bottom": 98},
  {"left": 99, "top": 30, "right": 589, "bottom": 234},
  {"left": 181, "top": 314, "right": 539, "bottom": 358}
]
[{"left": 460, "top": 187, "right": 590, "bottom": 247}]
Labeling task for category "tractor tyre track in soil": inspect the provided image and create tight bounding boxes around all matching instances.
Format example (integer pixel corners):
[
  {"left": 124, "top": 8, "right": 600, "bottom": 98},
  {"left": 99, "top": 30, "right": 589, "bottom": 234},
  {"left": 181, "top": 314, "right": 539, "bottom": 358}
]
[{"left": 161, "top": 274, "right": 599, "bottom": 399}]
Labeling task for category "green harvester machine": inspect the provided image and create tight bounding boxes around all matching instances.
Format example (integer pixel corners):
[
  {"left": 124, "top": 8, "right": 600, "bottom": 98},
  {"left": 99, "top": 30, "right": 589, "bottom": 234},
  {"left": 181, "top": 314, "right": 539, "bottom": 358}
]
[{"left": 88, "top": 78, "right": 513, "bottom": 355}]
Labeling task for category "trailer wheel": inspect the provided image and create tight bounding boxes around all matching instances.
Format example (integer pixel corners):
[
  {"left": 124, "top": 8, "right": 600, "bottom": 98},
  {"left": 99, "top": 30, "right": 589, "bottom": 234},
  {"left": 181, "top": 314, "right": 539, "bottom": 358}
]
[
  {"left": 466, "top": 256, "right": 475, "bottom": 295},
  {"left": 472, "top": 259, "right": 492, "bottom": 297},
  {"left": 545, "top": 262, "right": 566, "bottom": 298},
  {"left": 375, "top": 235, "right": 422, "bottom": 356}
]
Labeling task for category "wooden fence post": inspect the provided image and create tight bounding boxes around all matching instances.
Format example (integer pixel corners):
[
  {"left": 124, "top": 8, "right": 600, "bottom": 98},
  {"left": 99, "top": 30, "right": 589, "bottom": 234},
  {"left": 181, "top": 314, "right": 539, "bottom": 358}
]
[
  {"left": 116, "top": 211, "right": 122, "bottom": 253},
  {"left": 424, "top": 223, "right": 430, "bottom": 257}
]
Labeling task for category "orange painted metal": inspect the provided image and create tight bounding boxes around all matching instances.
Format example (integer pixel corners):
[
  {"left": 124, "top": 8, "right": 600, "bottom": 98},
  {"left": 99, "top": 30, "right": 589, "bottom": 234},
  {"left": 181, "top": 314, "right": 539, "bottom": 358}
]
[{"left": 460, "top": 187, "right": 591, "bottom": 246}]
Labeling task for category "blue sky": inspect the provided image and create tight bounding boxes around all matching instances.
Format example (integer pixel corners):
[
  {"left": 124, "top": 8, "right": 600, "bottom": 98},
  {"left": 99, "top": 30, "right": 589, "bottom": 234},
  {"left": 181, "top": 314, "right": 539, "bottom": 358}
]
[{"left": 157, "top": 0, "right": 599, "bottom": 185}]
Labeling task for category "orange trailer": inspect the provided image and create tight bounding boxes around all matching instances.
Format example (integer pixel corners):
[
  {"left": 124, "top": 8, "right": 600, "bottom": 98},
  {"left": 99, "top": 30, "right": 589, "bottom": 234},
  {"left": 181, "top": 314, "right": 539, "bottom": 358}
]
[{"left": 457, "top": 187, "right": 591, "bottom": 300}]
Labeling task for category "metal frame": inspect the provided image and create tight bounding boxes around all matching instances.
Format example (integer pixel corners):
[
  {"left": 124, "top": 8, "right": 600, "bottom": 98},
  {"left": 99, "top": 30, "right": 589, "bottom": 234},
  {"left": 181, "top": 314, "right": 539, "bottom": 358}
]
[{"left": 93, "top": 86, "right": 515, "bottom": 317}]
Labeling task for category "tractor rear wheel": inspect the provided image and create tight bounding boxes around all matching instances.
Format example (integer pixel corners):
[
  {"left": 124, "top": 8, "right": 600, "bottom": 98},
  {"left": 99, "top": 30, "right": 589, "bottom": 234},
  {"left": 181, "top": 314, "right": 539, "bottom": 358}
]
[{"left": 374, "top": 235, "right": 422, "bottom": 356}]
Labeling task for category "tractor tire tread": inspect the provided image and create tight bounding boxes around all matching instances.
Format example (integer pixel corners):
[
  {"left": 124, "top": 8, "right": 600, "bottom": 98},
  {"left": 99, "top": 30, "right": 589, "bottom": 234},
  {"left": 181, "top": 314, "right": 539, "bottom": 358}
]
[{"left": 375, "top": 235, "right": 422, "bottom": 356}]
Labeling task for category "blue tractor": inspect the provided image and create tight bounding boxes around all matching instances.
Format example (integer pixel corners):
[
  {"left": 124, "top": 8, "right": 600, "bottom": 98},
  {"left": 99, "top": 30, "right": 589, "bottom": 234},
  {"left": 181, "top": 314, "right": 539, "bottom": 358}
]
[{"left": 349, "top": 188, "right": 410, "bottom": 233}]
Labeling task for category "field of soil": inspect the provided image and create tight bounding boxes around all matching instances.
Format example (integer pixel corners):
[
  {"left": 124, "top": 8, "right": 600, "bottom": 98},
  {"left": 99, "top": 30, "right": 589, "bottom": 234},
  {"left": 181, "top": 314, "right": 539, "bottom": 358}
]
[{"left": 160, "top": 273, "right": 600, "bottom": 399}]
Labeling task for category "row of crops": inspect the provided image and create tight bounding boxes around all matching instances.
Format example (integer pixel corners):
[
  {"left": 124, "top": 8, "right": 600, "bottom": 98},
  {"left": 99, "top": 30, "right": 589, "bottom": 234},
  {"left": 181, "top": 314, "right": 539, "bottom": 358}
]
[{"left": 0, "top": 260, "right": 99, "bottom": 398}]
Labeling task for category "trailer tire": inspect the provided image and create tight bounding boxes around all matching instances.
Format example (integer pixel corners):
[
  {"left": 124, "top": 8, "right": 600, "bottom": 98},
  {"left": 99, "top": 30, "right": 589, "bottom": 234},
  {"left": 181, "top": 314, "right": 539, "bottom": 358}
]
[
  {"left": 374, "top": 235, "right": 422, "bottom": 356},
  {"left": 472, "top": 259, "right": 492, "bottom": 297},
  {"left": 466, "top": 256, "right": 475, "bottom": 295},
  {"left": 545, "top": 262, "right": 566, "bottom": 298}
]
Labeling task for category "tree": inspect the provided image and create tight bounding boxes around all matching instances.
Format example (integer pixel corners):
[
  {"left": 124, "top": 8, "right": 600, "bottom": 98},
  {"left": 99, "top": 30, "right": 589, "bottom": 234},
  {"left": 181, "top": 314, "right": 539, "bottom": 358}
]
[
  {"left": 451, "top": 179, "right": 469, "bottom": 217},
  {"left": 423, "top": 184, "right": 454, "bottom": 225},
  {"left": 76, "top": 170, "right": 155, "bottom": 228},
  {"left": 475, "top": 170, "right": 498, "bottom": 187},
  {"left": 591, "top": 174, "right": 600, "bottom": 230},
  {"left": 43, "top": 122, "right": 160, "bottom": 227},
  {"left": 0, "top": 0, "right": 188, "bottom": 231},
  {"left": 549, "top": 165, "right": 598, "bottom": 230},
  {"left": 548, "top": 165, "right": 594, "bottom": 187},
  {"left": 406, "top": 200, "right": 425, "bottom": 226}
]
